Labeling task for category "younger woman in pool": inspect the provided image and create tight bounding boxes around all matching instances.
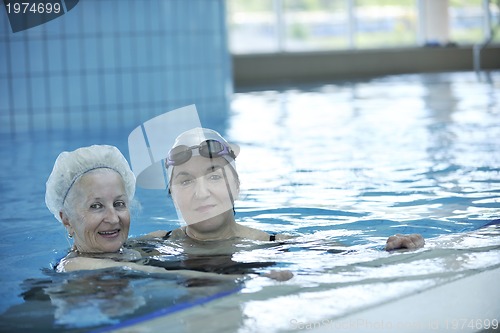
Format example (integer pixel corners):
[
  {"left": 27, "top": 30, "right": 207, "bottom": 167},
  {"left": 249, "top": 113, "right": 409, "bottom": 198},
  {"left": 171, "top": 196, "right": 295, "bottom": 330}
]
[
  {"left": 146, "top": 128, "right": 288, "bottom": 242},
  {"left": 145, "top": 128, "right": 424, "bottom": 251},
  {"left": 46, "top": 144, "right": 239, "bottom": 278}
]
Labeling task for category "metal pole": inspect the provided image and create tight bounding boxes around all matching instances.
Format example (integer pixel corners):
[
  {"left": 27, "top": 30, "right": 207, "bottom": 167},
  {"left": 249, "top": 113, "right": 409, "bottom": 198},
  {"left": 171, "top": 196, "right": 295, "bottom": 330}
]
[
  {"left": 474, "top": 0, "right": 493, "bottom": 76},
  {"left": 274, "top": 0, "right": 285, "bottom": 52},
  {"left": 347, "top": 0, "right": 355, "bottom": 49},
  {"left": 416, "top": 0, "right": 426, "bottom": 45},
  {"left": 483, "top": 0, "right": 492, "bottom": 41}
]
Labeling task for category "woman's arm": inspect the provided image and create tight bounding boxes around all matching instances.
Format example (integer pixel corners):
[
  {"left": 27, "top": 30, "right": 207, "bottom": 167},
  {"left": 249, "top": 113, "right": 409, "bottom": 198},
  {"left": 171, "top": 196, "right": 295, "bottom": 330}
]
[{"left": 57, "top": 256, "right": 241, "bottom": 280}]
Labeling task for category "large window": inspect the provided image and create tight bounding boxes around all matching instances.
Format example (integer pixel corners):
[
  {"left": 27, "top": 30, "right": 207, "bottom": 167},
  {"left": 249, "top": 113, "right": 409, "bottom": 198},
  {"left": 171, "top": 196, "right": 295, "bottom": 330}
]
[
  {"left": 228, "top": 0, "right": 499, "bottom": 54},
  {"left": 282, "top": 0, "right": 351, "bottom": 50},
  {"left": 227, "top": 0, "right": 279, "bottom": 53},
  {"left": 354, "top": 0, "right": 417, "bottom": 48},
  {"left": 449, "top": 0, "right": 493, "bottom": 44}
]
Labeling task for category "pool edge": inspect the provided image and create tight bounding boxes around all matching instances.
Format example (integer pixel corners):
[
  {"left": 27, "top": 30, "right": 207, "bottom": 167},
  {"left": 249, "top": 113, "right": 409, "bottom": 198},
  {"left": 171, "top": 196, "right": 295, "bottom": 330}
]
[{"left": 306, "top": 266, "right": 500, "bottom": 333}]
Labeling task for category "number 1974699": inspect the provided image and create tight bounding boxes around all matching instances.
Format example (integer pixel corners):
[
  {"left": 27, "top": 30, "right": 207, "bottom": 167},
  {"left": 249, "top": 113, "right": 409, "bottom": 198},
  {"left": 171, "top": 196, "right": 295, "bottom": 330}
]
[{"left": 5, "top": 2, "right": 61, "bottom": 14}]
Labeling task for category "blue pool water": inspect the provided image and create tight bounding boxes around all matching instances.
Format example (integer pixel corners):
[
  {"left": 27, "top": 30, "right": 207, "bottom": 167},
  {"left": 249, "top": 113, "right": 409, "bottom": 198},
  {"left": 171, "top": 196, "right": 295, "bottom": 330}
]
[{"left": 0, "top": 72, "right": 499, "bottom": 332}]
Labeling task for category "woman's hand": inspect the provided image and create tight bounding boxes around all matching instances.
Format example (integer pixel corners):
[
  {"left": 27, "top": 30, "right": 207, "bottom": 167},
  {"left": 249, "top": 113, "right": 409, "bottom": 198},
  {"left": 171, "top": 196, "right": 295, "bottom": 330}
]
[
  {"left": 385, "top": 234, "right": 425, "bottom": 251},
  {"left": 261, "top": 270, "right": 294, "bottom": 281}
]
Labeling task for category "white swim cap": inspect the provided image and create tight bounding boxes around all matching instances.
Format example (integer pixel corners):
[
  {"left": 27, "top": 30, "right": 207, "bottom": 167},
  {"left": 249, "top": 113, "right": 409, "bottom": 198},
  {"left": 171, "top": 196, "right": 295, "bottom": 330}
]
[
  {"left": 45, "top": 145, "right": 136, "bottom": 222},
  {"left": 165, "top": 127, "right": 239, "bottom": 184}
]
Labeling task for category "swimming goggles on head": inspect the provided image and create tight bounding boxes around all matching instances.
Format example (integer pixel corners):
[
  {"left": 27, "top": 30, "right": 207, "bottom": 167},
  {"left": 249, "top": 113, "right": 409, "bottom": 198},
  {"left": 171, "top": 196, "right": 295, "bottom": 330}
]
[{"left": 165, "top": 140, "right": 236, "bottom": 167}]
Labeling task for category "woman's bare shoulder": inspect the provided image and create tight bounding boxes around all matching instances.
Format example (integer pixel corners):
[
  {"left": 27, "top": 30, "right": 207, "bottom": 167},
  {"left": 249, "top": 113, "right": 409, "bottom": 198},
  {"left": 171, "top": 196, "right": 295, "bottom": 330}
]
[
  {"left": 139, "top": 228, "right": 186, "bottom": 240},
  {"left": 274, "top": 233, "right": 293, "bottom": 241}
]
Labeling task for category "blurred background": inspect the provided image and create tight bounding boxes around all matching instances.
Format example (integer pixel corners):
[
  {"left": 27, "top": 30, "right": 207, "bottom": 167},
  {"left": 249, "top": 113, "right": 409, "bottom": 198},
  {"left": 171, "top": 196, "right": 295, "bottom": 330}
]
[
  {"left": 1, "top": 0, "right": 499, "bottom": 136},
  {"left": 0, "top": 1, "right": 499, "bottom": 325},
  {"left": 229, "top": 0, "right": 500, "bottom": 86},
  {"left": 229, "top": 0, "right": 500, "bottom": 52}
]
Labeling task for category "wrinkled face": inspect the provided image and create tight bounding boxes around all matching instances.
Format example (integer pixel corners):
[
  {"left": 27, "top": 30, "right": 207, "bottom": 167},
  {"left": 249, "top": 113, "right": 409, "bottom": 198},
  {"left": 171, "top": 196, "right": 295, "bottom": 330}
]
[
  {"left": 170, "top": 156, "right": 239, "bottom": 232},
  {"left": 62, "top": 169, "right": 130, "bottom": 253}
]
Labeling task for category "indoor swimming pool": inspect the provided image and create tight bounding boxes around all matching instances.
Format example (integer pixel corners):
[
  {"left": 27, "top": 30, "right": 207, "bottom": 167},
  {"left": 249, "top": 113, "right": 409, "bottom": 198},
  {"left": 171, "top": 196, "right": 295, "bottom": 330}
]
[{"left": 0, "top": 72, "right": 499, "bottom": 332}]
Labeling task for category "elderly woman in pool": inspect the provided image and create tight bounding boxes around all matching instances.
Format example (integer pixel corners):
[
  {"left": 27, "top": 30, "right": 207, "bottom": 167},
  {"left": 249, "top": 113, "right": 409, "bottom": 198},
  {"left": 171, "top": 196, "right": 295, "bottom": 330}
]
[
  {"left": 46, "top": 145, "right": 168, "bottom": 273},
  {"left": 146, "top": 128, "right": 424, "bottom": 251},
  {"left": 45, "top": 145, "right": 237, "bottom": 277}
]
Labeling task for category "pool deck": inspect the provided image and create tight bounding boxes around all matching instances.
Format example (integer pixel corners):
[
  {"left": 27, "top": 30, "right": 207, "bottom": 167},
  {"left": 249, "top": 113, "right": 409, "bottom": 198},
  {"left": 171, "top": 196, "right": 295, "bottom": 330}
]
[
  {"left": 104, "top": 266, "right": 500, "bottom": 333},
  {"left": 309, "top": 266, "right": 500, "bottom": 333}
]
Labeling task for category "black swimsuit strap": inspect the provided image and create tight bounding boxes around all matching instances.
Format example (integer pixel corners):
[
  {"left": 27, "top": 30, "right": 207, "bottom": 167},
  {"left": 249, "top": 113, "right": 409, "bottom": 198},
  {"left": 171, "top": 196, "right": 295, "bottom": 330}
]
[{"left": 163, "top": 230, "right": 276, "bottom": 241}]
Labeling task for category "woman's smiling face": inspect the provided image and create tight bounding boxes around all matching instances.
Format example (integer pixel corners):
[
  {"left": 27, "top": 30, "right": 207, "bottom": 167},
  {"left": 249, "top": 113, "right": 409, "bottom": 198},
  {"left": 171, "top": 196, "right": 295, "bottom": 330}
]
[
  {"left": 62, "top": 169, "right": 130, "bottom": 253},
  {"left": 170, "top": 156, "right": 239, "bottom": 231}
]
